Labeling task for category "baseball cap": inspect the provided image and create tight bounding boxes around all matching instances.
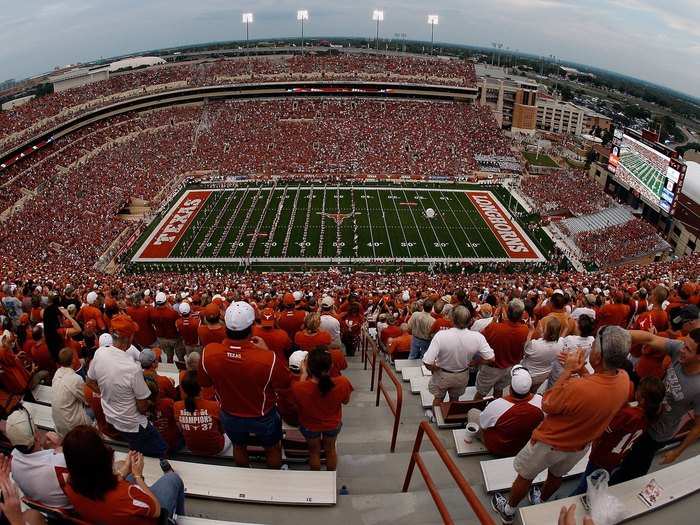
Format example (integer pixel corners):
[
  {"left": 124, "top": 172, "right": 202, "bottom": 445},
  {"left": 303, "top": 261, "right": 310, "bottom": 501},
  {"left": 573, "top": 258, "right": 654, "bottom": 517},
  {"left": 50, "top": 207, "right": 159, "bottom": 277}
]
[
  {"left": 225, "top": 302, "right": 255, "bottom": 331},
  {"left": 292, "top": 291, "right": 303, "bottom": 302},
  {"left": 204, "top": 302, "right": 219, "bottom": 317},
  {"left": 98, "top": 333, "right": 113, "bottom": 347},
  {"left": 260, "top": 308, "right": 276, "bottom": 327},
  {"left": 672, "top": 305, "right": 700, "bottom": 326},
  {"left": 179, "top": 302, "right": 191, "bottom": 315},
  {"left": 402, "top": 290, "right": 410, "bottom": 302},
  {"left": 510, "top": 365, "right": 532, "bottom": 395},
  {"left": 6, "top": 408, "right": 36, "bottom": 447},
  {"left": 288, "top": 350, "right": 308, "bottom": 373},
  {"left": 282, "top": 293, "right": 295, "bottom": 306},
  {"left": 86, "top": 291, "right": 98, "bottom": 305},
  {"left": 155, "top": 292, "right": 167, "bottom": 305},
  {"left": 320, "top": 296, "right": 334, "bottom": 308},
  {"left": 139, "top": 348, "right": 157, "bottom": 368},
  {"left": 111, "top": 313, "right": 139, "bottom": 338}
]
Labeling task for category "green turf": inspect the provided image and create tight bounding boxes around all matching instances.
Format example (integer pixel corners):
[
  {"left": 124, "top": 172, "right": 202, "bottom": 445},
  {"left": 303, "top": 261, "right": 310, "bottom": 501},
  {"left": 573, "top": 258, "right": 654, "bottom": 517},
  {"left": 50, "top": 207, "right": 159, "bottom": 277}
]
[
  {"left": 128, "top": 182, "right": 552, "bottom": 271},
  {"left": 618, "top": 151, "right": 664, "bottom": 198},
  {"left": 522, "top": 151, "right": 559, "bottom": 168}
]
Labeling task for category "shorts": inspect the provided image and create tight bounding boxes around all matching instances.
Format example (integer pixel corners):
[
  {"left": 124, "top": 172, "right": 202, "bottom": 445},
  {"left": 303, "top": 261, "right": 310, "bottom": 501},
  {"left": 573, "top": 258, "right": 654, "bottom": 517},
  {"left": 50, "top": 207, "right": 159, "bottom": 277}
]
[
  {"left": 513, "top": 440, "right": 590, "bottom": 480},
  {"left": 475, "top": 365, "right": 511, "bottom": 396},
  {"left": 428, "top": 369, "right": 470, "bottom": 402},
  {"left": 299, "top": 423, "right": 343, "bottom": 440},
  {"left": 220, "top": 408, "right": 283, "bottom": 448}
]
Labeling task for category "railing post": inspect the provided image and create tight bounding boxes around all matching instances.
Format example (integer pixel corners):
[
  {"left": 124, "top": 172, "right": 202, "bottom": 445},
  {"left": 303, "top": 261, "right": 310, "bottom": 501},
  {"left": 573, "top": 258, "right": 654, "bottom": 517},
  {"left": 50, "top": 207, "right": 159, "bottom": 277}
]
[
  {"left": 375, "top": 360, "right": 383, "bottom": 407},
  {"left": 402, "top": 420, "right": 425, "bottom": 492},
  {"left": 369, "top": 346, "right": 377, "bottom": 391}
]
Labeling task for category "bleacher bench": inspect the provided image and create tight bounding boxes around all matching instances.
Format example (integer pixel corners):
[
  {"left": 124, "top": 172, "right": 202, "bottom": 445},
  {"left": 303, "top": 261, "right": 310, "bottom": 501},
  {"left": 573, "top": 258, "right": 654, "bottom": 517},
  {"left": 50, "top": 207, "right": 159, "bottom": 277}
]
[
  {"left": 113, "top": 451, "right": 336, "bottom": 505},
  {"left": 452, "top": 429, "right": 488, "bottom": 456},
  {"left": 409, "top": 376, "right": 431, "bottom": 393},
  {"left": 393, "top": 359, "right": 422, "bottom": 371},
  {"left": 419, "top": 386, "right": 477, "bottom": 409},
  {"left": 519, "top": 454, "right": 700, "bottom": 525}
]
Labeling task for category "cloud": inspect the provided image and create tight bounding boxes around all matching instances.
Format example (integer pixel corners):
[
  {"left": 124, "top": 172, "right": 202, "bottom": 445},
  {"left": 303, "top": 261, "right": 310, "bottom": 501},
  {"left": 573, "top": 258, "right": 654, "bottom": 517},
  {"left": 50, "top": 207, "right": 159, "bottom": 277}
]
[{"left": 0, "top": 0, "right": 697, "bottom": 97}]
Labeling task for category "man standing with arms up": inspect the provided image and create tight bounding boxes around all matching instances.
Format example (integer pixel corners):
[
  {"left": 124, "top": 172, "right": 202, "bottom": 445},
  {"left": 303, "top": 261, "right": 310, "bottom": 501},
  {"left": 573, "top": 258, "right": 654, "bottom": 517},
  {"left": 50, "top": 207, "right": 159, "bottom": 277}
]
[{"left": 199, "top": 302, "right": 292, "bottom": 468}]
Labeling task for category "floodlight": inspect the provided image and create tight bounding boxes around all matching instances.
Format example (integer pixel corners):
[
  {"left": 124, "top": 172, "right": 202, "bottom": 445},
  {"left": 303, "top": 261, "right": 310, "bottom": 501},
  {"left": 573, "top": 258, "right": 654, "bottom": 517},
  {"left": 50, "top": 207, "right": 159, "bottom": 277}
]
[
  {"left": 297, "top": 10, "right": 309, "bottom": 21},
  {"left": 372, "top": 10, "right": 384, "bottom": 22},
  {"left": 242, "top": 13, "right": 253, "bottom": 24},
  {"left": 428, "top": 15, "right": 439, "bottom": 25}
]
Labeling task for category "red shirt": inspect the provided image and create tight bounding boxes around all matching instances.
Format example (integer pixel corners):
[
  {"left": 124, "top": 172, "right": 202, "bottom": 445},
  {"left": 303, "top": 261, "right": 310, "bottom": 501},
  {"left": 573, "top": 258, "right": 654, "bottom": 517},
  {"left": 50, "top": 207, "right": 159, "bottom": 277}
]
[
  {"left": 292, "top": 376, "right": 353, "bottom": 431},
  {"left": 178, "top": 370, "right": 215, "bottom": 401},
  {"left": 174, "top": 398, "right": 225, "bottom": 456},
  {"left": 597, "top": 303, "right": 631, "bottom": 329},
  {"left": 76, "top": 305, "right": 106, "bottom": 331},
  {"left": 151, "top": 397, "right": 181, "bottom": 453},
  {"left": 275, "top": 374, "right": 301, "bottom": 426},
  {"left": 150, "top": 306, "right": 179, "bottom": 339},
  {"left": 590, "top": 405, "right": 647, "bottom": 470},
  {"left": 176, "top": 315, "right": 200, "bottom": 346},
  {"left": 127, "top": 306, "right": 157, "bottom": 347},
  {"left": 277, "top": 310, "right": 307, "bottom": 338},
  {"left": 430, "top": 316, "right": 453, "bottom": 334},
  {"left": 294, "top": 330, "right": 332, "bottom": 351},
  {"left": 482, "top": 320, "right": 529, "bottom": 369},
  {"left": 0, "top": 346, "right": 30, "bottom": 394},
  {"left": 65, "top": 480, "right": 158, "bottom": 525},
  {"left": 153, "top": 372, "right": 177, "bottom": 401},
  {"left": 252, "top": 325, "right": 292, "bottom": 363},
  {"left": 26, "top": 339, "right": 55, "bottom": 373},
  {"left": 380, "top": 325, "right": 402, "bottom": 346},
  {"left": 199, "top": 338, "right": 292, "bottom": 417},
  {"left": 197, "top": 323, "right": 226, "bottom": 347},
  {"left": 482, "top": 394, "right": 544, "bottom": 457},
  {"left": 329, "top": 348, "right": 348, "bottom": 377}
]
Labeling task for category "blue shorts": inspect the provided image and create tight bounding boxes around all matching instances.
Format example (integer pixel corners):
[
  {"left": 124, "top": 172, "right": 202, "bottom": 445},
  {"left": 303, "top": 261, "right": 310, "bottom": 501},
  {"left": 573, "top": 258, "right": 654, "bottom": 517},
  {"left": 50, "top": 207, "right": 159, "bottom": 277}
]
[
  {"left": 299, "top": 423, "right": 342, "bottom": 440},
  {"left": 220, "top": 408, "right": 283, "bottom": 448}
]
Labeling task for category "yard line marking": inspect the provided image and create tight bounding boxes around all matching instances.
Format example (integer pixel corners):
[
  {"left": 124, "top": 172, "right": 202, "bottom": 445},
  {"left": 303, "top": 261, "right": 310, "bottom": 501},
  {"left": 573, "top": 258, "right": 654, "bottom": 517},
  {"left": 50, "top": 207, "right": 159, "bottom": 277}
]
[
  {"left": 363, "top": 188, "right": 378, "bottom": 258},
  {"left": 229, "top": 186, "right": 262, "bottom": 256},
  {"left": 438, "top": 190, "right": 480, "bottom": 259},
  {"left": 401, "top": 189, "right": 430, "bottom": 256},
  {"left": 426, "top": 190, "right": 463, "bottom": 258},
  {"left": 387, "top": 189, "right": 412, "bottom": 257},
  {"left": 454, "top": 190, "right": 498, "bottom": 259},
  {"left": 265, "top": 186, "right": 288, "bottom": 257},
  {"left": 281, "top": 185, "right": 301, "bottom": 257},
  {"left": 246, "top": 181, "right": 277, "bottom": 258},
  {"left": 411, "top": 189, "right": 447, "bottom": 258}
]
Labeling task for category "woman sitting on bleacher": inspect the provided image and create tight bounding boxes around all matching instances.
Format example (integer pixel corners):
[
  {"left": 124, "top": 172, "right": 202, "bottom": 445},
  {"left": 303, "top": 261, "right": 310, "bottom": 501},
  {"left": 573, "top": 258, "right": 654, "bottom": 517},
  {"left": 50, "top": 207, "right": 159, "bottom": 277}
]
[
  {"left": 292, "top": 348, "right": 353, "bottom": 471},
  {"left": 62, "top": 425, "right": 185, "bottom": 524},
  {"left": 174, "top": 371, "right": 232, "bottom": 457}
]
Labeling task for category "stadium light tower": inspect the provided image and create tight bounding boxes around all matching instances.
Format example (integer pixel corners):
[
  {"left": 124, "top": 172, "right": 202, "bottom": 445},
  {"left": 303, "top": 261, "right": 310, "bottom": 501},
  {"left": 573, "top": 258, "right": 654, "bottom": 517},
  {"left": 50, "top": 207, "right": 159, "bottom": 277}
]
[
  {"left": 242, "top": 12, "right": 254, "bottom": 50},
  {"left": 297, "top": 10, "right": 309, "bottom": 56},
  {"left": 427, "top": 15, "right": 438, "bottom": 55},
  {"left": 372, "top": 10, "right": 384, "bottom": 52}
]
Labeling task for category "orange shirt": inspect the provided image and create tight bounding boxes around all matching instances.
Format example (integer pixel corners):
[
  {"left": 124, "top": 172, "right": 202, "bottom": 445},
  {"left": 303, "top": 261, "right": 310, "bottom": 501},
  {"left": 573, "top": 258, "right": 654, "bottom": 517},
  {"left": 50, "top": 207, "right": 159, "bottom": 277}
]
[
  {"left": 174, "top": 398, "right": 225, "bottom": 455},
  {"left": 126, "top": 306, "right": 157, "bottom": 347},
  {"left": 387, "top": 333, "right": 412, "bottom": 356},
  {"left": 277, "top": 309, "right": 307, "bottom": 338},
  {"left": 533, "top": 371, "right": 630, "bottom": 451},
  {"left": 329, "top": 348, "right": 348, "bottom": 377},
  {"left": 275, "top": 374, "right": 301, "bottom": 425},
  {"left": 294, "top": 330, "right": 332, "bottom": 351},
  {"left": 151, "top": 397, "right": 181, "bottom": 453},
  {"left": 0, "top": 346, "right": 30, "bottom": 394},
  {"left": 482, "top": 320, "right": 529, "bottom": 369},
  {"left": 178, "top": 370, "right": 215, "bottom": 401},
  {"left": 597, "top": 303, "right": 631, "bottom": 329},
  {"left": 199, "top": 338, "right": 292, "bottom": 417},
  {"left": 292, "top": 376, "right": 353, "bottom": 431},
  {"left": 147, "top": 371, "right": 177, "bottom": 401},
  {"left": 65, "top": 480, "right": 158, "bottom": 525},
  {"left": 380, "top": 325, "right": 402, "bottom": 346},
  {"left": 252, "top": 325, "right": 292, "bottom": 363},
  {"left": 176, "top": 315, "right": 200, "bottom": 346},
  {"left": 150, "top": 306, "right": 179, "bottom": 339},
  {"left": 430, "top": 316, "right": 453, "bottom": 334},
  {"left": 26, "top": 339, "right": 55, "bottom": 373},
  {"left": 197, "top": 323, "right": 226, "bottom": 347},
  {"left": 76, "top": 305, "right": 106, "bottom": 331}
]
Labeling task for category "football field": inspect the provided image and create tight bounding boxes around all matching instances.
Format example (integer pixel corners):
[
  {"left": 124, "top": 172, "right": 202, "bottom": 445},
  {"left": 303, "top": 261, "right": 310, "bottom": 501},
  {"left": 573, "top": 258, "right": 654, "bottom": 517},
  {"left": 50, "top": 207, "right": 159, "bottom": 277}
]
[
  {"left": 619, "top": 151, "right": 664, "bottom": 198},
  {"left": 131, "top": 183, "right": 545, "bottom": 269}
]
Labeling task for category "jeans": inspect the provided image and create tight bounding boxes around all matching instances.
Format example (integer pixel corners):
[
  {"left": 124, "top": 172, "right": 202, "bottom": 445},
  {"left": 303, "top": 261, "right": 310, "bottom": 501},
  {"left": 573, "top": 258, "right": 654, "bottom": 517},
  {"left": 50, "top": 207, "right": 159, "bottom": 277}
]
[
  {"left": 128, "top": 471, "right": 185, "bottom": 518},
  {"left": 121, "top": 422, "right": 168, "bottom": 458},
  {"left": 408, "top": 337, "right": 430, "bottom": 359},
  {"left": 609, "top": 431, "right": 664, "bottom": 485}
]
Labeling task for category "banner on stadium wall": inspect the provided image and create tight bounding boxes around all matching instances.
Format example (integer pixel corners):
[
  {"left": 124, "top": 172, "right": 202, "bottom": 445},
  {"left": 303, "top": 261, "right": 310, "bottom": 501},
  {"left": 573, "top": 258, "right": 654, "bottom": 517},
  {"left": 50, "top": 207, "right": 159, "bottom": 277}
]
[
  {"left": 139, "top": 190, "right": 212, "bottom": 259},
  {"left": 466, "top": 191, "right": 538, "bottom": 259}
]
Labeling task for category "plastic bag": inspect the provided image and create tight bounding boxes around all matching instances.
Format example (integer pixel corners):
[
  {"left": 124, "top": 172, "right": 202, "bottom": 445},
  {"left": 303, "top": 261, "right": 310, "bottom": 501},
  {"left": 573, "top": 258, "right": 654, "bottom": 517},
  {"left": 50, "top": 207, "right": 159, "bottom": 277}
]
[{"left": 586, "top": 468, "right": 626, "bottom": 525}]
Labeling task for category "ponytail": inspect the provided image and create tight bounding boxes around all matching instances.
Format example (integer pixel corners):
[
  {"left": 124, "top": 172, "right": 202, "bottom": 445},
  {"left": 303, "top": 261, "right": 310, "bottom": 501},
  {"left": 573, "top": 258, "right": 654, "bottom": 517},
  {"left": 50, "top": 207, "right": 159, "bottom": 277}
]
[
  {"left": 307, "top": 347, "right": 335, "bottom": 397},
  {"left": 638, "top": 376, "right": 665, "bottom": 423},
  {"left": 181, "top": 370, "right": 201, "bottom": 413}
]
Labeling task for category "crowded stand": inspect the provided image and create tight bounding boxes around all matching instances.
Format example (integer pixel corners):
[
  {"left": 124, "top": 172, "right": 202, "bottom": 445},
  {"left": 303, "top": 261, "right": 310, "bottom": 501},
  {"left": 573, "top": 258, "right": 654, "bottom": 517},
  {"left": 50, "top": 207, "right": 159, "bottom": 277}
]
[
  {"left": 0, "top": 54, "right": 476, "bottom": 155},
  {"left": 519, "top": 170, "right": 612, "bottom": 217},
  {"left": 574, "top": 218, "right": 666, "bottom": 266}
]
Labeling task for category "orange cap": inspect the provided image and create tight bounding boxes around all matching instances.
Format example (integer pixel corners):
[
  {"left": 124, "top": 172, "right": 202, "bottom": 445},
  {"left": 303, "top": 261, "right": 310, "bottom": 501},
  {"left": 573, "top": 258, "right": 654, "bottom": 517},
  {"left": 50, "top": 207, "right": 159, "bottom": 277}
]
[
  {"left": 260, "top": 308, "right": 275, "bottom": 327},
  {"left": 110, "top": 313, "right": 139, "bottom": 337},
  {"left": 283, "top": 293, "right": 295, "bottom": 306}
]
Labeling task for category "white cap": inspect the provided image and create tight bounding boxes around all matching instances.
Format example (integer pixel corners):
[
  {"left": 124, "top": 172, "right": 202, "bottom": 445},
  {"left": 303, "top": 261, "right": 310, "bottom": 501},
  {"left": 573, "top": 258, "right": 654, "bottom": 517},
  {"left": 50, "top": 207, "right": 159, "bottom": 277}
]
[
  {"left": 288, "top": 350, "right": 308, "bottom": 372},
  {"left": 99, "top": 333, "right": 113, "bottom": 347},
  {"left": 155, "top": 292, "right": 167, "bottom": 304},
  {"left": 292, "top": 291, "right": 303, "bottom": 302},
  {"left": 402, "top": 290, "right": 410, "bottom": 302},
  {"left": 553, "top": 289, "right": 564, "bottom": 296},
  {"left": 86, "top": 291, "right": 98, "bottom": 305},
  {"left": 180, "top": 302, "right": 191, "bottom": 315},
  {"left": 603, "top": 289, "right": 610, "bottom": 297},
  {"left": 510, "top": 365, "right": 532, "bottom": 395},
  {"left": 224, "top": 301, "right": 256, "bottom": 331},
  {"left": 321, "top": 296, "right": 334, "bottom": 308},
  {"left": 582, "top": 287, "right": 589, "bottom": 295},
  {"left": 6, "top": 408, "right": 36, "bottom": 447},
  {"left": 144, "top": 289, "right": 151, "bottom": 296}
]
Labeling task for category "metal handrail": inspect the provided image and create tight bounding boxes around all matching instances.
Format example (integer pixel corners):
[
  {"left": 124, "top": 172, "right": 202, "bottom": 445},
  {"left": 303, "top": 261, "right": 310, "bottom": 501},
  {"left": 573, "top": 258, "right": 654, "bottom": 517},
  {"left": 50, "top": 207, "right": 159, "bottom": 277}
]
[
  {"left": 402, "top": 421, "right": 496, "bottom": 525},
  {"left": 361, "top": 327, "right": 379, "bottom": 391},
  {"left": 375, "top": 359, "right": 403, "bottom": 453}
]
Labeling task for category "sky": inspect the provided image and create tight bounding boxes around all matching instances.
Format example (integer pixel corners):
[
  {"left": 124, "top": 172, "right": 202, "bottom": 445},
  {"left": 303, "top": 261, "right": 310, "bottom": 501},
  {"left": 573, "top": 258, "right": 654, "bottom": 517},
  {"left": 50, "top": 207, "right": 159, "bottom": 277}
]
[{"left": 1, "top": 0, "right": 698, "bottom": 98}]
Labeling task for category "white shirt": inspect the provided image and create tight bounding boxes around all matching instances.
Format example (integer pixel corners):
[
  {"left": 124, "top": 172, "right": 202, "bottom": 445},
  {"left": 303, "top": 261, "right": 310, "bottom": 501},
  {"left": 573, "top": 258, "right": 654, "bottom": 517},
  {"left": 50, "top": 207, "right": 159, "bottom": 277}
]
[
  {"left": 319, "top": 314, "right": 341, "bottom": 347},
  {"left": 471, "top": 317, "right": 494, "bottom": 333},
  {"left": 11, "top": 448, "right": 71, "bottom": 508},
  {"left": 51, "top": 367, "right": 91, "bottom": 438},
  {"left": 479, "top": 395, "right": 543, "bottom": 429},
  {"left": 522, "top": 339, "right": 564, "bottom": 377},
  {"left": 125, "top": 345, "right": 140, "bottom": 362},
  {"left": 87, "top": 345, "right": 150, "bottom": 433},
  {"left": 422, "top": 327, "right": 494, "bottom": 372}
]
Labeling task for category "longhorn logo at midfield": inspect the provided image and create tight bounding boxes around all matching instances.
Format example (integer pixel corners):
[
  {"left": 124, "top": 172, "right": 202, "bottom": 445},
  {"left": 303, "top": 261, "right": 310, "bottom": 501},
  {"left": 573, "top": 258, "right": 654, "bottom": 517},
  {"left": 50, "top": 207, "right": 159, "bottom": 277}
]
[{"left": 317, "top": 211, "right": 361, "bottom": 225}]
